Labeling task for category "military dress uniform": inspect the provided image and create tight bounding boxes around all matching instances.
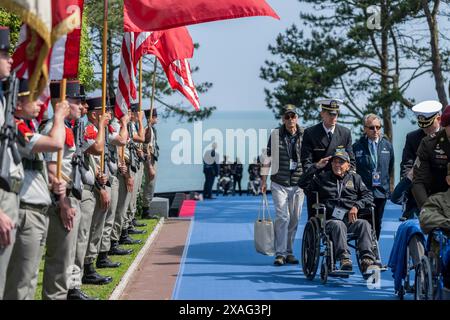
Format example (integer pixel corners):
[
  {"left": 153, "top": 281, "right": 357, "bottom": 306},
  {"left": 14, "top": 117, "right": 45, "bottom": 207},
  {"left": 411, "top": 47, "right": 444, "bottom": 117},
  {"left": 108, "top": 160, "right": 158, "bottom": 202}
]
[
  {"left": 397, "top": 101, "right": 442, "bottom": 219},
  {"left": 3, "top": 80, "right": 53, "bottom": 300},
  {"left": 0, "top": 26, "right": 24, "bottom": 300},
  {"left": 41, "top": 81, "right": 84, "bottom": 300},
  {"left": 142, "top": 109, "right": 159, "bottom": 216},
  {"left": 301, "top": 99, "right": 355, "bottom": 218}
]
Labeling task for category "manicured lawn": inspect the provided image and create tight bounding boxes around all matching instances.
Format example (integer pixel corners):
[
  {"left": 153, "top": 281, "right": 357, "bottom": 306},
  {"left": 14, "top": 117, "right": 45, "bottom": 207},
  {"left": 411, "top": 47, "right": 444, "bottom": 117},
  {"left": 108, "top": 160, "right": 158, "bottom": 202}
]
[{"left": 34, "top": 218, "right": 160, "bottom": 300}]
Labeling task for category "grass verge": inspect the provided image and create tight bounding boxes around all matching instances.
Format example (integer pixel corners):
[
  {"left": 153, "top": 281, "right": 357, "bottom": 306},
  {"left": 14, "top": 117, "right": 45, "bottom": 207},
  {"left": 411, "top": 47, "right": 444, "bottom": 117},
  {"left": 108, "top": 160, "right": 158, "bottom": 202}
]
[{"left": 34, "top": 218, "right": 160, "bottom": 300}]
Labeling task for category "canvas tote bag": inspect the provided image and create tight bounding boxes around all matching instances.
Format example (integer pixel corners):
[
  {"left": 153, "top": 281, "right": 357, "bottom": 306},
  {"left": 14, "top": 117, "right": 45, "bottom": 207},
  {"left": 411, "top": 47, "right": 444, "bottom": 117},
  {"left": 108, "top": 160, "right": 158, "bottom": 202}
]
[{"left": 254, "top": 193, "right": 275, "bottom": 256}]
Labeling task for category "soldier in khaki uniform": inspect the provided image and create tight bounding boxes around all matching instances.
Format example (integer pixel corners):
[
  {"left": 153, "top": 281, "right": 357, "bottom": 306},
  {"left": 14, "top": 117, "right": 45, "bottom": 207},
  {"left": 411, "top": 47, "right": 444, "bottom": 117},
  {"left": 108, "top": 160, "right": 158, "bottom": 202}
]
[
  {"left": 412, "top": 106, "right": 450, "bottom": 209},
  {"left": 0, "top": 26, "right": 24, "bottom": 300},
  {"left": 125, "top": 105, "right": 146, "bottom": 234},
  {"left": 3, "top": 79, "right": 68, "bottom": 300},
  {"left": 41, "top": 80, "right": 84, "bottom": 300},
  {"left": 98, "top": 102, "right": 132, "bottom": 262},
  {"left": 69, "top": 97, "right": 111, "bottom": 299}
]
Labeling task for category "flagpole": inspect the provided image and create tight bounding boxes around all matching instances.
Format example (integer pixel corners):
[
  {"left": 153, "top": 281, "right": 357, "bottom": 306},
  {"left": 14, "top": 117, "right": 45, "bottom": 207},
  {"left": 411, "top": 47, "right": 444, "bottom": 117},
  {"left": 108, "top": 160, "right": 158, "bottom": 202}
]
[
  {"left": 57, "top": 78, "right": 67, "bottom": 180},
  {"left": 139, "top": 57, "right": 143, "bottom": 112},
  {"left": 150, "top": 57, "right": 158, "bottom": 118},
  {"left": 100, "top": 0, "right": 108, "bottom": 173}
]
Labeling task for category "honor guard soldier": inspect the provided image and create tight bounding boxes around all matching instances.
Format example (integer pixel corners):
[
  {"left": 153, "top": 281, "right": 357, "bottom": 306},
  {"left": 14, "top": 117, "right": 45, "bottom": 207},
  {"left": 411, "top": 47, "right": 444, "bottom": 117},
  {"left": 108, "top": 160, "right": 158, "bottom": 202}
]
[
  {"left": 126, "top": 104, "right": 146, "bottom": 234},
  {"left": 69, "top": 96, "right": 112, "bottom": 300},
  {"left": 3, "top": 79, "right": 68, "bottom": 300},
  {"left": 393, "top": 100, "right": 442, "bottom": 220},
  {"left": 141, "top": 108, "right": 159, "bottom": 218},
  {"left": 301, "top": 98, "right": 355, "bottom": 218},
  {"left": 0, "top": 26, "right": 24, "bottom": 300},
  {"left": 98, "top": 98, "right": 132, "bottom": 263},
  {"left": 353, "top": 113, "right": 394, "bottom": 240},
  {"left": 412, "top": 105, "right": 450, "bottom": 209},
  {"left": 41, "top": 80, "right": 84, "bottom": 300}
]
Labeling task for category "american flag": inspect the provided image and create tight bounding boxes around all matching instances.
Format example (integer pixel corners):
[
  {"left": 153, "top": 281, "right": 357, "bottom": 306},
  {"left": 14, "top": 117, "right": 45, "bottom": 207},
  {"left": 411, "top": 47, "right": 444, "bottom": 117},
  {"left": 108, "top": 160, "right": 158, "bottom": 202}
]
[
  {"left": 161, "top": 58, "right": 200, "bottom": 111},
  {"left": 115, "top": 32, "right": 159, "bottom": 119}
]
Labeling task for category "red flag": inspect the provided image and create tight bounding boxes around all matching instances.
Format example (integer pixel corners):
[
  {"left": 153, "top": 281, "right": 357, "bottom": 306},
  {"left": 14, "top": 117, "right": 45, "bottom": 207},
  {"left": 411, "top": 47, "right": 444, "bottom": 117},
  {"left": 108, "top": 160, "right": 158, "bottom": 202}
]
[
  {"left": 123, "top": 0, "right": 280, "bottom": 32},
  {"left": 50, "top": 0, "right": 84, "bottom": 80},
  {"left": 148, "top": 28, "right": 200, "bottom": 110}
]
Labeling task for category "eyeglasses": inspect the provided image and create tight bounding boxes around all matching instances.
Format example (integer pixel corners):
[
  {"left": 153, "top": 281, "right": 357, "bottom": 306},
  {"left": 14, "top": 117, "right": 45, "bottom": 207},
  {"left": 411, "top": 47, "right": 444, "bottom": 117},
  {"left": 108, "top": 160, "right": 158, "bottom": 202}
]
[
  {"left": 284, "top": 113, "right": 297, "bottom": 120},
  {"left": 366, "top": 125, "right": 381, "bottom": 131}
]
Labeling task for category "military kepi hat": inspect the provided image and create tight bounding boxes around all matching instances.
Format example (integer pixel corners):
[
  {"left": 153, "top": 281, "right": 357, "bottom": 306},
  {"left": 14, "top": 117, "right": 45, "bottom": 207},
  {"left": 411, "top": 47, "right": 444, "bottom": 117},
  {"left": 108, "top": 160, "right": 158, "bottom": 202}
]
[
  {"left": 50, "top": 80, "right": 83, "bottom": 100},
  {"left": 412, "top": 100, "right": 442, "bottom": 128},
  {"left": 130, "top": 103, "right": 139, "bottom": 112},
  {"left": 441, "top": 105, "right": 450, "bottom": 128},
  {"left": 318, "top": 98, "right": 343, "bottom": 114},
  {"left": 0, "top": 26, "right": 10, "bottom": 51},
  {"left": 144, "top": 108, "right": 158, "bottom": 118},
  {"left": 85, "top": 97, "right": 104, "bottom": 111},
  {"left": 332, "top": 149, "right": 350, "bottom": 163},
  {"left": 17, "top": 78, "right": 30, "bottom": 97}
]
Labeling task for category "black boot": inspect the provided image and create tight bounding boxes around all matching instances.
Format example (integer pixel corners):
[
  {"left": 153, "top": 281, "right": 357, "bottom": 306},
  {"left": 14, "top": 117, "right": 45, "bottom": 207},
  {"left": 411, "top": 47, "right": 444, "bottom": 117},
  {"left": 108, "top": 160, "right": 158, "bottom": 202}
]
[
  {"left": 141, "top": 207, "right": 151, "bottom": 219},
  {"left": 67, "top": 288, "right": 99, "bottom": 300},
  {"left": 96, "top": 252, "right": 121, "bottom": 268},
  {"left": 132, "top": 218, "right": 147, "bottom": 227},
  {"left": 82, "top": 263, "right": 113, "bottom": 285},
  {"left": 119, "top": 229, "right": 142, "bottom": 245},
  {"left": 108, "top": 241, "right": 133, "bottom": 256},
  {"left": 128, "top": 225, "right": 146, "bottom": 235}
]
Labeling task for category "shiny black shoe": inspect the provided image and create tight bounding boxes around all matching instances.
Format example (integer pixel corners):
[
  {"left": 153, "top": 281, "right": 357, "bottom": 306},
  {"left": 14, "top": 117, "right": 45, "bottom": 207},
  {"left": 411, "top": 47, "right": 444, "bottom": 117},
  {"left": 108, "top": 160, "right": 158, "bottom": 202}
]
[
  {"left": 67, "top": 288, "right": 99, "bottom": 300},
  {"left": 108, "top": 241, "right": 133, "bottom": 256},
  {"left": 119, "top": 229, "right": 142, "bottom": 245},
  {"left": 96, "top": 252, "right": 121, "bottom": 269},
  {"left": 127, "top": 226, "right": 146, "bottom": 235},
  {"left": 82, "top": 264, "right": 113, "bottom": 285},
  {"left": 132, "top": 218, "right": 147, "bottom": 227},
  {"left": 274, "top": 256, "right": 286, "bottom": 266},
  {"left": 285, "top": 255, "right": 299, "bottom": 264}
]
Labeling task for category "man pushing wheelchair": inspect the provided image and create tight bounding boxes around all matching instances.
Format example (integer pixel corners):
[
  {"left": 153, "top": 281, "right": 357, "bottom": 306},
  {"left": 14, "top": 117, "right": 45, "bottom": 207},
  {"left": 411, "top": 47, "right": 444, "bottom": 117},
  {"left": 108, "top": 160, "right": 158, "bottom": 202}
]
[{"left": 298, "top": 150, "right": 380, "bottom": 275}]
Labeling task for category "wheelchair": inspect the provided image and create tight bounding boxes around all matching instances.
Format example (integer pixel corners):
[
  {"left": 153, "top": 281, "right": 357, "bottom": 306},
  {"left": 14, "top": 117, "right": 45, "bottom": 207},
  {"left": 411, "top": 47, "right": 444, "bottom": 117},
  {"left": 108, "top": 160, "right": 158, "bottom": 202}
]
[
  {"left": 414, "top": 229, "right": 450, "bottom": 300},
  {"left": 247, "top": 177, "right": 262, "bottom": 196},
  {"left": 216, "top": 175, "right": 235, "bottom": 196},
  {"left": 301, "top": 193, "right": 387, "bottom": 284}
]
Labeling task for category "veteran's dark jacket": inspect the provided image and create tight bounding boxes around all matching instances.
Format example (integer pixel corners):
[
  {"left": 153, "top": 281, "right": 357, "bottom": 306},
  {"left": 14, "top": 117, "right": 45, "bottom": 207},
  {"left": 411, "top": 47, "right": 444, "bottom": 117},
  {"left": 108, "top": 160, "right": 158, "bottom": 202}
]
[
  {"left": 412, "top": 129, "right": 450, "bottom": 208},
  {"left": 298, "top": 166, "right": 374, "bottom": 220},
  {"left": 353, "top": 135, "right": 394, "bottom": 199}
]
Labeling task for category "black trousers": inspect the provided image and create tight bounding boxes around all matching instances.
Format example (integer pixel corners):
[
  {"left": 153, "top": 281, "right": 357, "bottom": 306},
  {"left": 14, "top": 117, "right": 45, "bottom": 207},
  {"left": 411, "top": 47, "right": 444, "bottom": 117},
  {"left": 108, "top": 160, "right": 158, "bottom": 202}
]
[
  {"left": 203, "top": 171, "right": 216, "bottom": 198},
  {"left": 373, "top": 198, "right": 387, "bottom": 240},
  {"left": 233, "top": 176, "right": 242, "bottom": 195}
]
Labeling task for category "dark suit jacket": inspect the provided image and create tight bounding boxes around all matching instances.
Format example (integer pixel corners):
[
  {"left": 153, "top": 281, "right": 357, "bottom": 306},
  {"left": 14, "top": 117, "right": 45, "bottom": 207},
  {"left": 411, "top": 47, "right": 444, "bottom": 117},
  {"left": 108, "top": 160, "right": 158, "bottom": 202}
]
[
  {"left": 400, "top": 128, "right": 426, "bottom": 179},
  {"left": 301, "top": 122, "right": 355, "bottom": 172}
]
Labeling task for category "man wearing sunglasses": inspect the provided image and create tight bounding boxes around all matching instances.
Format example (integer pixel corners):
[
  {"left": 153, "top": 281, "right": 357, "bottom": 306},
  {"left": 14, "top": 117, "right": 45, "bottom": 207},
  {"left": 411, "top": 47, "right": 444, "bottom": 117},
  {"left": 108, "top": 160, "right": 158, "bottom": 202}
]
[
  {"left": 353, "top": 114, "right": 394, "bottom": 240},
  {"left": 301, "top": 99, "right": 355, "bottom": 219},
  {"left": 261, "top": 104, "right": 305, "bottom": 266}
]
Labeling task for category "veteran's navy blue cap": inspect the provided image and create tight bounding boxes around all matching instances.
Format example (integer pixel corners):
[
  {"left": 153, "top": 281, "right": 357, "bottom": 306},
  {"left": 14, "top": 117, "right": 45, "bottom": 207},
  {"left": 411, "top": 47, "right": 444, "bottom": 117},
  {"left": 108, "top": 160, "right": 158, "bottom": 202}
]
[{"left": 332, "top": 150, "right": 350, "bottom": 162}]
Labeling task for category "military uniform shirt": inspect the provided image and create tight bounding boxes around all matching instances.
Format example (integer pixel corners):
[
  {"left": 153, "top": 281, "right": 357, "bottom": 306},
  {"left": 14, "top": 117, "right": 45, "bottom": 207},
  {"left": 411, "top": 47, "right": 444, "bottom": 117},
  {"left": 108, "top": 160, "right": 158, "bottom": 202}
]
[{"left": 16, "top": 120, "right": 51, "bottom": 205}]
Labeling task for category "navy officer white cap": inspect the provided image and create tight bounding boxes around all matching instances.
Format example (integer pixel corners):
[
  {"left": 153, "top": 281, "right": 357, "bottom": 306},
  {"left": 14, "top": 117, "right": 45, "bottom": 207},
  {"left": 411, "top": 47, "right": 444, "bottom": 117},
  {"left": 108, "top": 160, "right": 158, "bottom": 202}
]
[
  {"left": 316, "top": 98, "right": 344, "bottom": 106},
  {"left": 317, "top": 98, "right": 344, "bottom": 114},
  {"left": 412, "top": 100, "right": 442, "bottom": 128}
]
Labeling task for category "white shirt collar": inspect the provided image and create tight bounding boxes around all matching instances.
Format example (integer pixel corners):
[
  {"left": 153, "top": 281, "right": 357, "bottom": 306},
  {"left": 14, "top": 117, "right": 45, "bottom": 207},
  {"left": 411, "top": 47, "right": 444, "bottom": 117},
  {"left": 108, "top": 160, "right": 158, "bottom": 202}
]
[{"left": 322, "top": 122, "right": 335, "bottom": 134}]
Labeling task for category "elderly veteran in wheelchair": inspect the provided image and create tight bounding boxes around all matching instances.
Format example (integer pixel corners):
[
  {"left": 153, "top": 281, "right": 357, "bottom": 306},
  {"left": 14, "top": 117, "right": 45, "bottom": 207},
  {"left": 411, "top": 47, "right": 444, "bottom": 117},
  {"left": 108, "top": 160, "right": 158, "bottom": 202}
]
[{"left": 298, "top": 150, "right": 379, "bottom": 274}]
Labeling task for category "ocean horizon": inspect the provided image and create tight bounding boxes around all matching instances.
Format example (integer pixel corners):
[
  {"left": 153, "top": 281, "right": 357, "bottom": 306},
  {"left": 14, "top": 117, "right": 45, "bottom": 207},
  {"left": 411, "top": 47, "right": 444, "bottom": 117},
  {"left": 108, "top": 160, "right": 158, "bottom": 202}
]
[{"left": 154, "top": 109, "right": 418, "bottom": 193}]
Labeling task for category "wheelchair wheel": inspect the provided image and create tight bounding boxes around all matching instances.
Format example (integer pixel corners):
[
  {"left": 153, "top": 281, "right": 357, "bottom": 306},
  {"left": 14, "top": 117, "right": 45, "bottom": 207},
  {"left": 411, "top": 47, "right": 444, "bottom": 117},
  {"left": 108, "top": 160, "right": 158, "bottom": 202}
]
[
  {"left": 320, "top": 256, "right": 329, "bottom": 284},
  {"left": 301, "top": 218, "right": 321, "bottom": 280},
  {"left": 414, "top": 256, "right": 433, "bottom": 300}
]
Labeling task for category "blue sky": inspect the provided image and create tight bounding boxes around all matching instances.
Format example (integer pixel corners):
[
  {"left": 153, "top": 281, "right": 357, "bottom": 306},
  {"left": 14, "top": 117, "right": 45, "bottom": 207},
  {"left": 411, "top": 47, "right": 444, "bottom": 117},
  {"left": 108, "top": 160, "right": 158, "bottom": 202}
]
[{"left": 160, "top": 0, "right": 449, "bottom": 115}]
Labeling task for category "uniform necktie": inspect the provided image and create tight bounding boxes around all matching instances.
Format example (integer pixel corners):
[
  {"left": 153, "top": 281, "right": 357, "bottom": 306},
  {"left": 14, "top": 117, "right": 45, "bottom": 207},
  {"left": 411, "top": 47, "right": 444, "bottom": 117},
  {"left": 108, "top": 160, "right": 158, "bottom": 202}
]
[
  {"left": 327, "top": 131, "right": 333, "bottom": 142},
  {"left": 370, "top": 141, "right": 378, "bottom": 167}
]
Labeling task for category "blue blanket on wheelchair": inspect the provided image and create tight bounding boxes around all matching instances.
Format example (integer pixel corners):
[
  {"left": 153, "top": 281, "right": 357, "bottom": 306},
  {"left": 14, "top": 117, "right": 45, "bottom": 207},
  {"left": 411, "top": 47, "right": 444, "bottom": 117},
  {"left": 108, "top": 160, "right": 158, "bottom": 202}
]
[{"left": 388, "top": 219, "right": 425, "bottom": 292}]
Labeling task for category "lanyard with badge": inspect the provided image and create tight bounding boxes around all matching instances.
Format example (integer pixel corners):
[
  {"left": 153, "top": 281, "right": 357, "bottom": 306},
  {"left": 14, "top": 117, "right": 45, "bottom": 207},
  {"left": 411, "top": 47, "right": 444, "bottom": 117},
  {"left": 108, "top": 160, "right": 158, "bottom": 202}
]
[
  {"left": 370, "top": 140, "right": 381, "bottom": 187},
  {"left": 285, "top": 135, "right": 298, "bottom": 171},
  {"left": 332, "top": 178, "right": 347, "bottom": 220}
]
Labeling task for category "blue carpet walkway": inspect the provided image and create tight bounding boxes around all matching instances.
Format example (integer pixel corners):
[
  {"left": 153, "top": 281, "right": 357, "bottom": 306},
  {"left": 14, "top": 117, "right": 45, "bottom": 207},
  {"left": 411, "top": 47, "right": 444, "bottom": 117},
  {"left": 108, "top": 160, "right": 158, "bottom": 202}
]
[{"left": 172, "top": 195, "right": 404, "bottom": 300}]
